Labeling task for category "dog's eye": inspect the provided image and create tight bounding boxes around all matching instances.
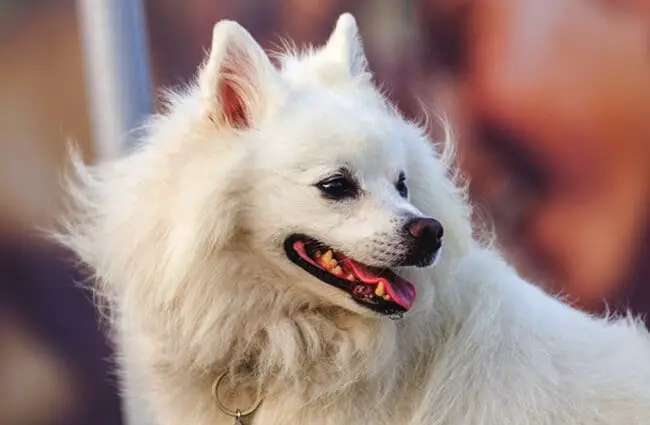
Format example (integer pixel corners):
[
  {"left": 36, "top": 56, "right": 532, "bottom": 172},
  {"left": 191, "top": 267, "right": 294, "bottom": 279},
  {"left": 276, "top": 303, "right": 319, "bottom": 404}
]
[
  {"left": 316, "top": 174, "right": 358, "bottom": 200},
  {"left": 396, "top": 172, "right": 408, "bottom": 198}
]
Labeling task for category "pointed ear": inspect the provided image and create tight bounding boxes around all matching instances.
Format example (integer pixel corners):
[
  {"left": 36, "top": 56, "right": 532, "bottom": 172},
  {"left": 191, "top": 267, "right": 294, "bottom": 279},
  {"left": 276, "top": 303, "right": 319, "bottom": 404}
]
[
  {"left": 321, "top": 13, "right": 368, "bottom": 77},
  {"left": 198, "top": 20, "right": 278, "bottom": 129}
]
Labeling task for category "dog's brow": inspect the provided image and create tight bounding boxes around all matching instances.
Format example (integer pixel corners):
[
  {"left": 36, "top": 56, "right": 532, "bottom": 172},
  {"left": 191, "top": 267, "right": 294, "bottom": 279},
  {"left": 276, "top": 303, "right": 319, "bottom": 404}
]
[{"left": 267, "top": 170, "right": 305, "bottom": 185}]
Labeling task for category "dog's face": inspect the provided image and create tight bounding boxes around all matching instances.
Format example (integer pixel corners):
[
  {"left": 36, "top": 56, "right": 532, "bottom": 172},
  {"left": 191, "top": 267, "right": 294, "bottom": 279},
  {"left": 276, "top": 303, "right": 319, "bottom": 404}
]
[
  {"left": 193, "top": 15, "right": 452, "bottom": 318},
  {"left": 246, "top": 98, "right": 444, "bottom": 316}
]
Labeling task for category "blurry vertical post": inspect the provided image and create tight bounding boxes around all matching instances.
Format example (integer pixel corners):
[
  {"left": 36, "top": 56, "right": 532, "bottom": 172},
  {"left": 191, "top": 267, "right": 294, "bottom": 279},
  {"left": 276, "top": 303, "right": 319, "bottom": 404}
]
[
  {"left": 76, "top": 1, "right": 153, "bottom": 425},
  {"left": 77, "top": 0, "right": 153, "bottom": 160}
]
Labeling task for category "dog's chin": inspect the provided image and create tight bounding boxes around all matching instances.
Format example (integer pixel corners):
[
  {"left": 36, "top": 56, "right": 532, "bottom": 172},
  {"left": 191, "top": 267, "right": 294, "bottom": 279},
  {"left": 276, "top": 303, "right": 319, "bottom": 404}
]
[{"left": 283, "top": 234, "right": 417, "bottom": 318}]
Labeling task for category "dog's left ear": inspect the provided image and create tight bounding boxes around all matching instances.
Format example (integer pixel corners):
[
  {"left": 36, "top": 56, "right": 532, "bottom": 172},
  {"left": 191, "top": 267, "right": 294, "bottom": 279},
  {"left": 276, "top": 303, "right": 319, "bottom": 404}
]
[
  {"left": 198, "top": 20, "right": 280, "bottom": 129},
  {"left": 321, "top": 13, "right": 368, "bottom": 78}
]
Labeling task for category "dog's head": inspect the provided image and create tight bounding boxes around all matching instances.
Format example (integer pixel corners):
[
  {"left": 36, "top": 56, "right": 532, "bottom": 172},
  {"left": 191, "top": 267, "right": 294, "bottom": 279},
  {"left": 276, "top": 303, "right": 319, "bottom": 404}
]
[
  {"left": 59, "top": 15, "right": 474, "bottom": 346},
  {"left": 181, "top": 14, "right": 473, "bottom": 318}
]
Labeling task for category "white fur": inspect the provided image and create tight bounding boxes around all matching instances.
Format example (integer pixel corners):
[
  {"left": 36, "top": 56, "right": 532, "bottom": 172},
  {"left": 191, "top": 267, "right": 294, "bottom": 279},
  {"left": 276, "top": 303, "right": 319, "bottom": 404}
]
[{"left": 56, "top": 13, "right": 650, "bottom": 425}]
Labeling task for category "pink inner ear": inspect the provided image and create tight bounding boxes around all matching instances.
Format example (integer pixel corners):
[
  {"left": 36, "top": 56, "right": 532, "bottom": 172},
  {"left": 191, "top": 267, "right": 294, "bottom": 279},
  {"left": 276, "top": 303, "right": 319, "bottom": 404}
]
[
  {"left": 219, "top": 70, "right": 249, "bottom": 128},
  {"left": 217, "top": 43, "right": 255, "bottom": 129}
]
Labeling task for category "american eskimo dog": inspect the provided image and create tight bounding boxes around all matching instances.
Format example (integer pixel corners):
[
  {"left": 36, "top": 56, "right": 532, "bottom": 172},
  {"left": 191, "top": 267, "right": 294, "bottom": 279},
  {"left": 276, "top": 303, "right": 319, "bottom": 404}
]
[{"left": 57, "top": 13, "right": 650, "bottom": 425}]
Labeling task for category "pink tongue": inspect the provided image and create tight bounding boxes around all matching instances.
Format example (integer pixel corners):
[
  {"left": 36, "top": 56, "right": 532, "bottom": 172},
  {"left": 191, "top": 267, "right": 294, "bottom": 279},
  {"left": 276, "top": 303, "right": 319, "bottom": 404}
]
[{"left": 344, "top": 262, "right": 416, "bottom": 310}]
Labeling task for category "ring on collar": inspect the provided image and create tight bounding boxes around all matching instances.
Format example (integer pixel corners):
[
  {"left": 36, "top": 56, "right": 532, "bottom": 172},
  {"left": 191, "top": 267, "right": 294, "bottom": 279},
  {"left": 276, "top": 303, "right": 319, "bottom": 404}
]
[{"left": 212, "top": 370, "right": 263, "bottom": 418}]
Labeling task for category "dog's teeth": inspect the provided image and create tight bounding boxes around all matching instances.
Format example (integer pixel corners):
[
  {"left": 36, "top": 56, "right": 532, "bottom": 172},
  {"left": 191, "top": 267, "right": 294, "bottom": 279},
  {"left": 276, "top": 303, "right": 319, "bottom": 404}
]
[
  {"left": 383, "top": 294, "right": 392, "bottom": 301},
  {"left": 320, "top": 250, "right": 338, "bottom": 269},
  {"left": 375, "top": 281, "right": 386, "bottom": 297},
  {"left": 346, "top": 273, "right": 356, "bottom": 281},
  {"left": 314, "top": 250, "right": 322, "bottom": 259},
  {"left": 322, "top": 250, "right": 333, "bottom": 264},
  {"left": 318, "top": 256, "right": 331, "bottom": 269},
  {"left": 331, "top": 265, "right": 343, "bottom": 276}
]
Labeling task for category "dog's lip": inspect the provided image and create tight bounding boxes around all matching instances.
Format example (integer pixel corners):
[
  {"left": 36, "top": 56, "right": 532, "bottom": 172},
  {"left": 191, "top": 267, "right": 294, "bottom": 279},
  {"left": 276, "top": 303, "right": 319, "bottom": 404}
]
[{"left": 283, "top": 234, "right": 416, "bottom": 315}]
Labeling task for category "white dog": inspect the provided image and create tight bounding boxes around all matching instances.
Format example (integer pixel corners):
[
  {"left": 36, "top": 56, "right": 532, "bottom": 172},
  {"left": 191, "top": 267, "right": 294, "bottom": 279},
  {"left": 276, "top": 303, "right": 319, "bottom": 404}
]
[{"left": 57, "top": 13, "right": 650, "bottom": 425}]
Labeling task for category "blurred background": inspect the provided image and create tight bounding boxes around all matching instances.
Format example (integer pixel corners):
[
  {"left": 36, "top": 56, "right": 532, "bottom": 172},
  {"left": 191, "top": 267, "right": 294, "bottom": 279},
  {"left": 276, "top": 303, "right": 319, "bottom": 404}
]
[{"left": 1, "top": 0, "right": 649, "bottom": 424}]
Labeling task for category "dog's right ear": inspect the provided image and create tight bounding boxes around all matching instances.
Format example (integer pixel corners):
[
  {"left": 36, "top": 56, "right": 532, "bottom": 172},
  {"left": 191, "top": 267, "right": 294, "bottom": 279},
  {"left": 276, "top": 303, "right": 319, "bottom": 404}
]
[{"left": 198, "top": 20, "right": 279, "bottom": 129}]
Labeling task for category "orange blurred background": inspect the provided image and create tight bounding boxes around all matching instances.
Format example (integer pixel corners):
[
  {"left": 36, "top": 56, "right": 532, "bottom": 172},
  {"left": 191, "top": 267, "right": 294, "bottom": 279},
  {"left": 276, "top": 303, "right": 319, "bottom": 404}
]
[{"left": 1, "top": 1, "right": 649, "bottom": 424}]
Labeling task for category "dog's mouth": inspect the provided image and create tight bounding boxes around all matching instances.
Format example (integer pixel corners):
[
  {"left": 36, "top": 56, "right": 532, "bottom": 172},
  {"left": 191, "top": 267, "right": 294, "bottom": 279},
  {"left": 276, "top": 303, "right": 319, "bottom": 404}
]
[{"left": 284, "top": 234, "right": 416, "bottom": 316}]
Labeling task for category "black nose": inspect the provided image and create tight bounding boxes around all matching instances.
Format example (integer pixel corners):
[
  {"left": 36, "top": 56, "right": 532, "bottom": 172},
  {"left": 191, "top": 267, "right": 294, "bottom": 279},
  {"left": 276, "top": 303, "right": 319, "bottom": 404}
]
[
  {"left": 407, "top": 218, "right": 444, "bottom": 240},
  {"left": 401, "top": 218, "right": 444, "bottom": 267}
]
